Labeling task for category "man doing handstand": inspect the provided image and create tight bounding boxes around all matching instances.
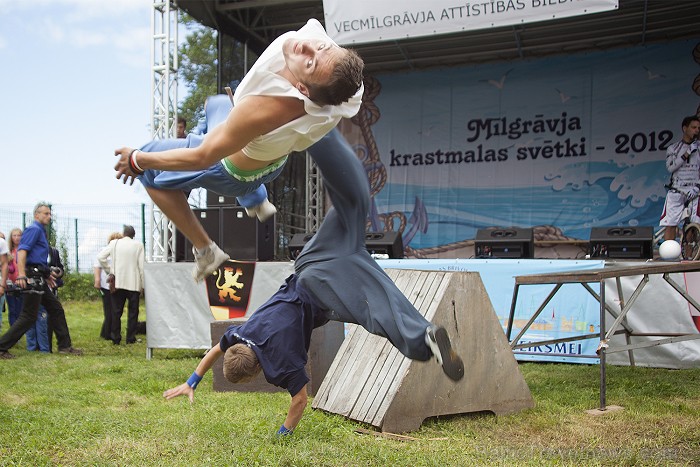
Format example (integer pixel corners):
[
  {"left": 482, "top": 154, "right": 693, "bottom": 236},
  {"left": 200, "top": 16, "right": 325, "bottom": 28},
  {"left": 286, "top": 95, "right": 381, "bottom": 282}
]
[
  {"left": 163, "top": 129, "right": 465, "bottom": 436},
  {"left": 115, "top": 19, "right": 364, "bottom": 282}
]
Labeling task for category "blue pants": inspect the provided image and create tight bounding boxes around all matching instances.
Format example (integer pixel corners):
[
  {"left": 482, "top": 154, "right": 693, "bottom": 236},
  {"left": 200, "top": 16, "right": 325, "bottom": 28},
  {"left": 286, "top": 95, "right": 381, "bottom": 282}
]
[
  {"left": 6, "top": 294, "right": 23, "bottom": 326},
  {"left": 295, "top": 130, "right": 431, "bottom": 361},
  {"left": 26, "top": 305, "right": 50, "bottom": 352},
  {"left": 137, "top": 135, "right": 283, "bottom": 209},
  {"left": 0, "top": 283, "right": 73, "bottom": 353}
]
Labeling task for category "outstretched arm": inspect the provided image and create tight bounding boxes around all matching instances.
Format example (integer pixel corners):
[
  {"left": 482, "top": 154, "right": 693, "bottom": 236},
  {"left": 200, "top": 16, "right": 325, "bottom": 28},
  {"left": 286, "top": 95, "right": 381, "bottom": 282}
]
[
  {"left": 281, "top": 384, "right": 308, "bottom": 434},
  {"left": 163, "top": 343, "right": 224, "bottom": 403},
  {"left": 114, "top": 95, "right": 305, "bottom": 183}
]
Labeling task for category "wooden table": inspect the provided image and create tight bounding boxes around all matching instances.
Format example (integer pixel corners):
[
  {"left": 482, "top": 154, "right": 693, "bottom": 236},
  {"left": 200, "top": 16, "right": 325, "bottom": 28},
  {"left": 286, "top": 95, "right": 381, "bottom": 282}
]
[{"left": 505, "top": 261, "right": 700, "bottom": 410}]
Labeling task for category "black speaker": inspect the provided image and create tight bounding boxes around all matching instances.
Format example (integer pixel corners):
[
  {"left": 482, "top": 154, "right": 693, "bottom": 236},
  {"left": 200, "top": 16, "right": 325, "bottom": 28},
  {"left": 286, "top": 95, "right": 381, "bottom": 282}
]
[
  {"left": 475, "top": 227, "right": 534, "bottom": 259},
  {"left": 365, "top": 231, "right": 404, "bottom": 258},
  {"left": 589, "top": 226, "right": 653, "bottom": 259},
  {"left": 176, "top": 207, "right": 274, "bottom": 262},
  {"left": 175, "top": 208, "right": 220, "bottom": 262},
  {"left": 288, "top": 233, "right": 316, "bottom": 259},
  {"left": 288, "top": 231, "right": 405, "bottom": 259}
]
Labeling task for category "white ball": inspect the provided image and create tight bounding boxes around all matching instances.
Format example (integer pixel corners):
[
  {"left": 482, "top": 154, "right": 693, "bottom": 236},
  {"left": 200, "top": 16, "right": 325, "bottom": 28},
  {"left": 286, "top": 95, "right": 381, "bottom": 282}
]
[{"left": 659, "top": 240, "right": 681, "bottom": 260}]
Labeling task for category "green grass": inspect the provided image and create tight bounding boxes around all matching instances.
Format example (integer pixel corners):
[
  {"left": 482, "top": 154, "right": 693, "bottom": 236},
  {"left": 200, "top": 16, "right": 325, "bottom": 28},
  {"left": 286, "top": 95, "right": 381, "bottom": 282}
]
[{"left": 1, "top": 301, "right": 699, "bottom": 466}]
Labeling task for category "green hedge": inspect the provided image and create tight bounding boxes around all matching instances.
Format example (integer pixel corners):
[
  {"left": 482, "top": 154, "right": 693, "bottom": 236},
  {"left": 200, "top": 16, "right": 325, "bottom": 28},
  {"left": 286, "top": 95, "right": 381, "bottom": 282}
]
[{"left": 60, "top": 273, "right": 101, "bottom": 301}]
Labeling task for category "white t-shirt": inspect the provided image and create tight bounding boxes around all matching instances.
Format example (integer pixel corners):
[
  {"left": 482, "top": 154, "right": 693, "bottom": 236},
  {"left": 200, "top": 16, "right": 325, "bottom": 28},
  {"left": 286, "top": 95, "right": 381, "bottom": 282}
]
[
  {"left": 93, "top": 256, "right": 111, "bottom": 289},
  {"left": 0, "top": 237, "right": 8, "bottom": 256},
  {"left": 233, "top": 19, "right": 363, "bottom": 161}
]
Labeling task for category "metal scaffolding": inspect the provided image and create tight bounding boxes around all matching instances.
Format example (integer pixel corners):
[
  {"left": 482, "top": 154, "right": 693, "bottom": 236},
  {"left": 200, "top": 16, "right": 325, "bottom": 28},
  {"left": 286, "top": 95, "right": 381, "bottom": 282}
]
[
  {"left": 149, "top": 0, "right": 179, "bottom": 262},
  {"left": 146, "top": 3, "right": 324, "bottom": 259},
  {"left": 305, "top": 153, "right": 324, "bottom": 233}
]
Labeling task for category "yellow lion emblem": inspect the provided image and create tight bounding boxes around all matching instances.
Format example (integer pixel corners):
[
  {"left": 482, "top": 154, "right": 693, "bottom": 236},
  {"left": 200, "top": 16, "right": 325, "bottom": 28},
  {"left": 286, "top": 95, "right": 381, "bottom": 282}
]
[{"left": 216, "top": 267, "right": 245, "bottom": 303}]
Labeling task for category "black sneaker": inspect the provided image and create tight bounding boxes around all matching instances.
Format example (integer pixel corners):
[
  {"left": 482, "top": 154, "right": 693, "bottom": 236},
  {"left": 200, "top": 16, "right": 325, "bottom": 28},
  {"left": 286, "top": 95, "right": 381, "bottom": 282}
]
[
  {"left": 58, "top": 347, "right": 83, "bottom": 356},
  {"left": 425, "top": 326, "right": 464, "bottom": 381},
  {"left": 0, "top": 350, "right": 15, "bottom": 360}
]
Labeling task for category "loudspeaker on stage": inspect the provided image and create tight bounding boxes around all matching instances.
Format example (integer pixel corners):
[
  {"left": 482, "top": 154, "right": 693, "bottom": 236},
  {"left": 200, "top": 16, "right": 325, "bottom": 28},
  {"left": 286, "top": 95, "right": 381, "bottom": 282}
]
[
  {"left": 288, "top": 231, "right": 404, "bottom": 259},
  {"left": 589, "top": 226, "right": 653, "bottom": 259},
  {"left": 176, "top": 206, "right": 274, "bottom": 261},
  {"left": 475, "top": 227, "right": 534, "bottom": 258}
]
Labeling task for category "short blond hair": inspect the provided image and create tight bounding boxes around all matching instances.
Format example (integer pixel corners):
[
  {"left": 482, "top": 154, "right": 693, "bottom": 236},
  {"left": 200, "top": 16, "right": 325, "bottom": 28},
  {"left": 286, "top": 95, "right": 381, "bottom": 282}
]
[
  {"left": 223, "top": 344, "right": 261, "bottom": 383},
  {"left": 108, "top": 232, "right": 123, "bottom": 243}
]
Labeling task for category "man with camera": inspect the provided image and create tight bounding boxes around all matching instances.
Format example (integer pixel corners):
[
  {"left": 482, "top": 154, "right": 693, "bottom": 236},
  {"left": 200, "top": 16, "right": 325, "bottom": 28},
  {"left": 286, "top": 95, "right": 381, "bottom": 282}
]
[{"left": 0, "top": 202, "right": 82, "bottom": 359}]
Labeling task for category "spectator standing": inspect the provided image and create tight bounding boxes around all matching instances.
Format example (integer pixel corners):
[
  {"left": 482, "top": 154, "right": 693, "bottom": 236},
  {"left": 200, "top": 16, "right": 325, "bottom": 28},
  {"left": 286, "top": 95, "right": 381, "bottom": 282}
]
[
  {"left": 31, "top": 246, "right": 66, "bottom": 353},
  {"left": 176, "top": 116, "right": 187, "bottom": 139},
  {"left": 0, "top": 202, "right": 82, "bottom": 359},
  {"left": 94, "top": 232, "right": 123, "bottom": 340},
  {"left": 0, "top": 232, "right": 8, "bottom": 332},
  {"left": 6, "top": 228, "right": 23, "bottom": 326},
  {"left": 98, "top": 225, "right": 145, "bottom": 345}
]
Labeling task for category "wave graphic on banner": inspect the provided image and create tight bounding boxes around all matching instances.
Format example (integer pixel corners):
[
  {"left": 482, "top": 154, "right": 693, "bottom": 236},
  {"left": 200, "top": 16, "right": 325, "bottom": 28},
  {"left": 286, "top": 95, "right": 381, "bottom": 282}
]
[{"left": 372, "top": 159, "right": 667, "bottom": 250}]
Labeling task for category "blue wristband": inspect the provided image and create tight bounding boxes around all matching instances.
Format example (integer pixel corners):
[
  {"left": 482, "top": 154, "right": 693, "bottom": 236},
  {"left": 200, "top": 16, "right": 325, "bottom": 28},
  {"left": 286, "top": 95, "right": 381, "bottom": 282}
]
[
  {"left": 187, "top": 371, "right": 203, "bottom": 389},
  {"left": 277, "top": 425, "right": 293, "bottom": 436}
]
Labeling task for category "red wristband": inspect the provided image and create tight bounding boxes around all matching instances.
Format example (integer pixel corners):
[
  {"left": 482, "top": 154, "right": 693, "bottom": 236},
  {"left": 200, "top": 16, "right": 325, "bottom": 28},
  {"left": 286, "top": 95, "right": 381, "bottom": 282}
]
[{"left": 129, "top": 149, "right": 145, "bottom": 174}]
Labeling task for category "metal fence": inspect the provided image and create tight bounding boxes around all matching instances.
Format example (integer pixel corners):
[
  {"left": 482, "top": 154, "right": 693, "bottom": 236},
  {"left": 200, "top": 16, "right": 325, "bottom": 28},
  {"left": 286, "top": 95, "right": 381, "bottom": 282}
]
[{"left": 0, "top": 204, "right": 147, "bottom": 274}]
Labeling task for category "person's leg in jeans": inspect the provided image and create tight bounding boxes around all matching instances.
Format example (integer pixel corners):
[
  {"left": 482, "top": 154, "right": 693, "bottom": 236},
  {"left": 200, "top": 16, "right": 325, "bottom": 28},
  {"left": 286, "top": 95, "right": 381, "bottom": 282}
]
[
  {"left": 36, "top": 307, "right": 50, "bottom": 352},
  {"left": 25, "top": 305, "right": 49, "bottom": 352},
  {"left": 125, "top": 291, "right": 140, "bottom": 344},
  {"left": 26, "top": 306, "right": 39, "bottom": 350},
  {"left": 6, "top": 293, "right": 23, "bottom": 326},
  {"left": 110, "top": 289, "right": 128, "bottom": 344},
  {"left": 0, "top": 291, "right": 41, "bottom": 353}
]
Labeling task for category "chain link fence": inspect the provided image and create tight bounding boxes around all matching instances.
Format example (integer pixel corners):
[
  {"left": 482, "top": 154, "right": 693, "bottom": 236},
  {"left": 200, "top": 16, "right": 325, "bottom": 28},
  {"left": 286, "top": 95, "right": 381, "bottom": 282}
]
[{"left": 0, "top": 204, "right": 148, "bottom": 274}]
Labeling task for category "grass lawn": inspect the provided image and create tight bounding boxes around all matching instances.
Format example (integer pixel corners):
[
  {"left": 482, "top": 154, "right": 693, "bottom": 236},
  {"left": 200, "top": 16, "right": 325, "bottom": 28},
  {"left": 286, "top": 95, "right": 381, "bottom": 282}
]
[{"left": 1, "top": 300, "right": 699, "bottom": 466}]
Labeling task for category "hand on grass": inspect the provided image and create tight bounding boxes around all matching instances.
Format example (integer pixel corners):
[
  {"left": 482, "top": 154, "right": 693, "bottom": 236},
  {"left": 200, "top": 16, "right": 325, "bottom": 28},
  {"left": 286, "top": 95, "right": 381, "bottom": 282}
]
[{"left": 163, "top": 383, "right": 195, "bottom": 404}]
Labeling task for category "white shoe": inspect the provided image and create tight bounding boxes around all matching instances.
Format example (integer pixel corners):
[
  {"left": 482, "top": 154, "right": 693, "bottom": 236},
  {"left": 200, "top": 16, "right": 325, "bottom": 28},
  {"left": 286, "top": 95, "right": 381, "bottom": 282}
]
[
  {"left": 192, "top": 242, "right": 230, "bottom": 282},
  {"left": 425, "top": 325, "right": 464, "bottom": 382},
  {"left": 244, "top": 199, "right": 277, "bottom": 222}
]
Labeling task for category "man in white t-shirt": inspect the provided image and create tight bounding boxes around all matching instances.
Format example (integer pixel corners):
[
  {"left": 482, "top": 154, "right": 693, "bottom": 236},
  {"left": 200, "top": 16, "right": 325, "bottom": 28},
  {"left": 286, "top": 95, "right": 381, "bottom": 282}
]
[{"left": 114, "top": 19, "right": 364, "bottom": 283}]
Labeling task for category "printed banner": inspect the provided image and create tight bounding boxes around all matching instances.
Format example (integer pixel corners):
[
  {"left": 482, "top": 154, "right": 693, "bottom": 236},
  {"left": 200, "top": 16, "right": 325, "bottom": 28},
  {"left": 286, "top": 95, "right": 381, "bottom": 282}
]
[
  {"left": 205, "top": 260, "right": 256, "bottom": 319},
  {"left": 380, "top": 258, "right": 604, "bottom": 363},
  {"left": 323, "top": 0, "right": 618, "bottom": 45},
  {"left": 348, "top": 39, "right": 700, "bottom": 257}
]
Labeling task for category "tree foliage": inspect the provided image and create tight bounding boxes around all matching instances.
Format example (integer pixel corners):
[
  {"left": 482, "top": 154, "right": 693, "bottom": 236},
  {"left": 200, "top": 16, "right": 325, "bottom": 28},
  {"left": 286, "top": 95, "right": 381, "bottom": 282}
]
[{"left": 177, "top": 13, "right": 255, "bottom": 133}]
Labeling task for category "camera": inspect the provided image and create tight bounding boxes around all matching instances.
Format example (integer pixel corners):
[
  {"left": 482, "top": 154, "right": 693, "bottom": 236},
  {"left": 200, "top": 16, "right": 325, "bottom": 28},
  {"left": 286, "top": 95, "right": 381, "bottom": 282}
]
[
  {"left": 5, "top": 281, "right": 22, "bottom": 296},
  {"left": 5, "top": 277, "right": 45, "bottom": 295}
]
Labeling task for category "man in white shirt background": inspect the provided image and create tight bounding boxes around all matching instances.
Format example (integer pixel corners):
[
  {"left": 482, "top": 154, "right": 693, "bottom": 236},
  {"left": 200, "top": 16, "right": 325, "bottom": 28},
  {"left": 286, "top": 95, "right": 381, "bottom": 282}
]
[{"left": 98, "top": 225, "right": 145, "bottom": 345}]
